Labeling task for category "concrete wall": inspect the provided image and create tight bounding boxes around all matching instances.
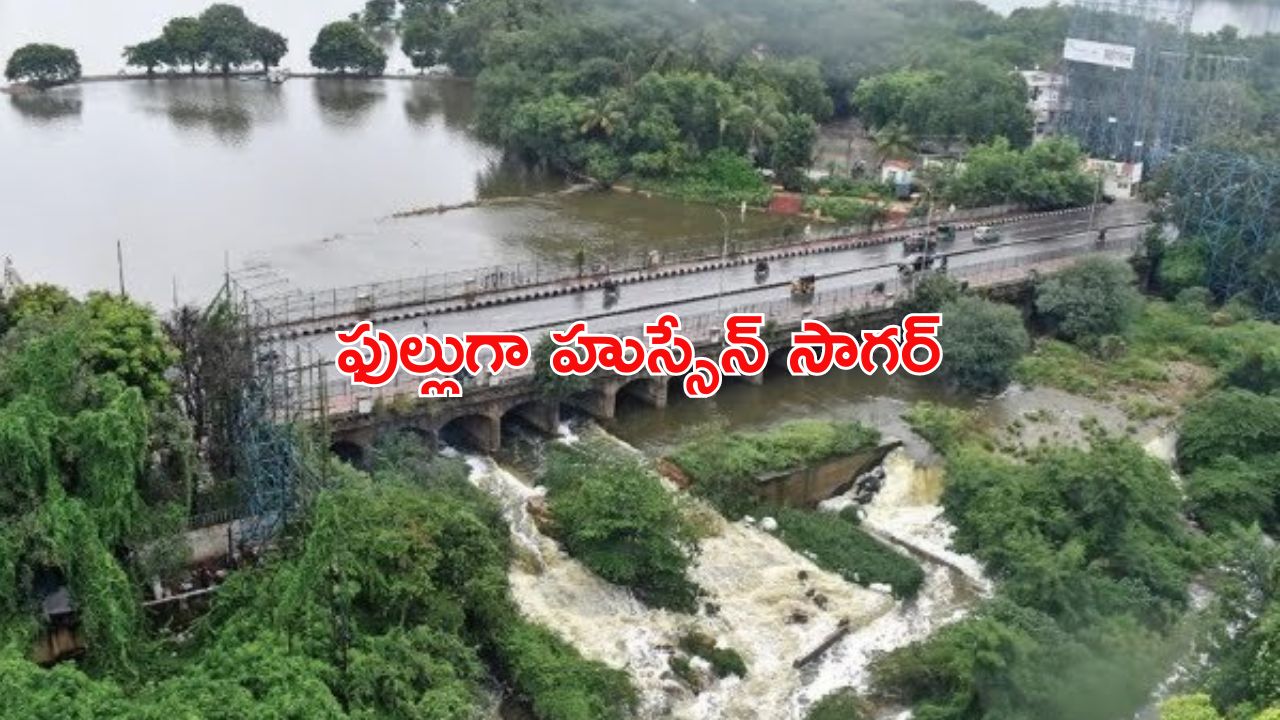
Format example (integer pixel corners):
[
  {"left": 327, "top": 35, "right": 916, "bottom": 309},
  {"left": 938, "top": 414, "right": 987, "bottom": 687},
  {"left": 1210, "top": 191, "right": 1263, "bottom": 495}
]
[{"left": 754, "top": 442, "right": 903, "bottom": 508}]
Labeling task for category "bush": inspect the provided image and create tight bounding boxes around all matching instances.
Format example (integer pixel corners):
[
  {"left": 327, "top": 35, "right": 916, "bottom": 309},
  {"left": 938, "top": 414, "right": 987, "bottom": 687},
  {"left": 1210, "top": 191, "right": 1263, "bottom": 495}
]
[
  {"left": 670, "top": 420, "right": 881, "bottom": 519},
  {"left": 542, "top": 442, "right": 701, "bottom": 612},
  {"left": 1186, "top": 455, "right": 1280, "bottom": 533},
  {"left": 1035, "top": 257, "right": 1143, "bottom": 345},
  {"left": 677, "top": 631, "right": 748, "bottom": 678},
  {"left": 937, "top": 296, "right": 1030, "bottom": 394},
  {"left": 903, "top": 402, "right": 983, "bottom": 453},
  {"left": 806, "top": 688, "right": 870, "bottom": 720},
  {"left": 493, "top": 620, "right": 637, "bottom": 720},
  {"left": 1178, "top": 390, "right": 1280, "bottom": 473},
  {"left": 634, "top": 148, "right": 771, "bottom": 206},
  {"left": 774, "top": 507, "right": 925, "bottom": 599}
]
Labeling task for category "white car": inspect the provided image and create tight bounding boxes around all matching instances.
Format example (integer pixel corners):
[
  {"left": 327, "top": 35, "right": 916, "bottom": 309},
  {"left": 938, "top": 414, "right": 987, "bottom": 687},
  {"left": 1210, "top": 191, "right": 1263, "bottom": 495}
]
[{"left": 974, "top": 225, "right": 1001, "bottom": 244}]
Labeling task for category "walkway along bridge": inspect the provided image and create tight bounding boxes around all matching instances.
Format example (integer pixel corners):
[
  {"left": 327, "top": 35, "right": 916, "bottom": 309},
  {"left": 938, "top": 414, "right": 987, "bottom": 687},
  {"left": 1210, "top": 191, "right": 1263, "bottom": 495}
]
[{"left": 240, "top": 201, "right": 1152, "bottom": 461}]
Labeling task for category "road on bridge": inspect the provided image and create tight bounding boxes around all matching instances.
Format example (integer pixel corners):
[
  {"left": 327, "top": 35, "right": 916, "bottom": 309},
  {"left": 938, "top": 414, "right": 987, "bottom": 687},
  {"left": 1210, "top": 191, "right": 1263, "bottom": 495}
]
[{"left": 302, "top": 201, "right": 1148, "bottom": 366}]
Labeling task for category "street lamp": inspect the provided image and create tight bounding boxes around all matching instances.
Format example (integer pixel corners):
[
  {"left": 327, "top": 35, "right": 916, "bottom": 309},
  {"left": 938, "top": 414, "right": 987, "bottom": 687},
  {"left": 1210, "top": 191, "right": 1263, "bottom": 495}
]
[{"left": 715, "top": 208, "right": 730, "bottom": 315}]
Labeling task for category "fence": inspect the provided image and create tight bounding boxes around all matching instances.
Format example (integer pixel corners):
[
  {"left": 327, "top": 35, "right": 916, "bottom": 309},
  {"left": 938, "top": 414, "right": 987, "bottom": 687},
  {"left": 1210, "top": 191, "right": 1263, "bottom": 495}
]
[
  {"left": 289, "top": 235, "right": 1137, "bottom": 418},
  {"left": 240, "top": 203, "right": 1026, "bottom": 330}
]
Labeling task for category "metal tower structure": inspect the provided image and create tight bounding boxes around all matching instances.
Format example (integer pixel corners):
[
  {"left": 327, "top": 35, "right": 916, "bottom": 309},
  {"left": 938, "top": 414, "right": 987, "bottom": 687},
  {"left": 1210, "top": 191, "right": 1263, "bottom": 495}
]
[
  {"left": 215, "top": 278, "right": 329, "bottom": 548},
  {"left": 1167, "top": 149, "right": 1280, "bottom": 314},
  {"left": 1058, "top": 0, "right": 1192, "bottom": 166}
]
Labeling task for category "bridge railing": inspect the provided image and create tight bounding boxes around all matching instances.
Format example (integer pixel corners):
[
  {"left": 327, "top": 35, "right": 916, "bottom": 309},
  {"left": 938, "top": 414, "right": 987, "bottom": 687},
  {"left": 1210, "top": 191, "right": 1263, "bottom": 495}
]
[
  {"left": 280, "top": 235, "right": 1136, "bottom": 419},
  {"left": 241, "top": 203, "right": 1024, "bottom": 330}
]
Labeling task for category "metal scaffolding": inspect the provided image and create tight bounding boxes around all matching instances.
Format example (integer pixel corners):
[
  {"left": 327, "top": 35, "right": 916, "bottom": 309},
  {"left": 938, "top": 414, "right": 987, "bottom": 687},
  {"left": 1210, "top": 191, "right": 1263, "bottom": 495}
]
[
  {"left": 1167, "top": 148, "right": 1280, "bottom": 314},
  {"left": 215, "top": 277, "right": 330, "bottom": 547},
  {"left": 1057, "top": 0, "right": 1247, "bottom": 167}
]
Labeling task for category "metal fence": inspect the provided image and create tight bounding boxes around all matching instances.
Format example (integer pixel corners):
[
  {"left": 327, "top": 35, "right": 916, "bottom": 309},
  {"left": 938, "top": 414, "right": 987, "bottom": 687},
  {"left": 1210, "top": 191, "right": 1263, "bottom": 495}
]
[
  {"left": 241, "top": 203, "right": 1028, "bottom": 330},
  {"left": 290, "top": 236, "right": 1136, "bottom": 418}
]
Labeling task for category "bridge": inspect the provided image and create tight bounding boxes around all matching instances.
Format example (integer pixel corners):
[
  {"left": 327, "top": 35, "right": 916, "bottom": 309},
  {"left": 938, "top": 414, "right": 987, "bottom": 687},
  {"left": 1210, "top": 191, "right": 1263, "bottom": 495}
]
[{"left": 244, "top": 201, "right": 1151, "bottom": 460}]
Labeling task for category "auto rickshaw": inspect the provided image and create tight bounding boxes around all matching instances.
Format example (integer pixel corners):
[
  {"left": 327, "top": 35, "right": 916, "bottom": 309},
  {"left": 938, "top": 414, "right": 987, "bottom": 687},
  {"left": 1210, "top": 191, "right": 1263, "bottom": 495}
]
[
  {"left": 754, "top": 259, "right": 770, "bottom": 283},
  {"left": 791, "top": 274, "right": 816, "bottom": 298}
]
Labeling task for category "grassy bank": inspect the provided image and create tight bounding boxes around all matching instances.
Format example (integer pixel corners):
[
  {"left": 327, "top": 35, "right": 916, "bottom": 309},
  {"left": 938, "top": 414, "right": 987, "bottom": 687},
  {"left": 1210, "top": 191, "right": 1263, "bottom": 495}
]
[{"left": 669, "top": 420, "right": 923, "bottom": 599}]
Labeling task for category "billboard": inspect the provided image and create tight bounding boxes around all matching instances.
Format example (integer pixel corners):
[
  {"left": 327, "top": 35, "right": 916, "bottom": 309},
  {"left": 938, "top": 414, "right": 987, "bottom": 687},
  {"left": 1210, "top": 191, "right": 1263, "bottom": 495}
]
[{"left": 1063, "top": 38, "right": 1137, "bottom": 70}]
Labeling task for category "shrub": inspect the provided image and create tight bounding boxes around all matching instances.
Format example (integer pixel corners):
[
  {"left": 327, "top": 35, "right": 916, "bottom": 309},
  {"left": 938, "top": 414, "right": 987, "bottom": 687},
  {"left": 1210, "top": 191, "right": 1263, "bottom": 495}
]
[
  {"left": 903, "top": 402, "right": 983, "bottom": 453},
  {"left": 670, "top": 420, "right": 881, "bottom": 519},
  {"left": 677, "top": 631, "right": 748, "bottom": 678},
  {"left": 1178, "top": 390, "right": 1280, "bottom": 473},
  {"left": 1035, "top": 257, "right": 1142, "bottom": 345},
  {"left": 4, "top": 43, "right": 81, "bottom": 87},
  {"left": 1186, "top": 455, "right": 1280, "bottom": 533},
  {"left": 937, "top": 296, "right": 1030, "bottom": 394},
  {"left": 806, "top": 688, "right": 870, "bottom": 720},
  {"left": 542, "top": 442, "right": 701, "bottom": 612},
  {"left": 773, "top": 507, "right": 925, "bottom": 599}
]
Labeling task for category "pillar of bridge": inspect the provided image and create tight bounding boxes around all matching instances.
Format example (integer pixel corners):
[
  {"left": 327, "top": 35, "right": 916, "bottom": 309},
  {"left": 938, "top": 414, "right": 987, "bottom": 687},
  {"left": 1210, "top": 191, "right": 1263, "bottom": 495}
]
[
  {"left": 568, "top": 382, "right": 620, "bottom": 422},
  {"left": 508, "top": 400, "right": 561, "bottom": 436},
  {"left": 620, "top": 377, "right": 669, "bottom": 410}
]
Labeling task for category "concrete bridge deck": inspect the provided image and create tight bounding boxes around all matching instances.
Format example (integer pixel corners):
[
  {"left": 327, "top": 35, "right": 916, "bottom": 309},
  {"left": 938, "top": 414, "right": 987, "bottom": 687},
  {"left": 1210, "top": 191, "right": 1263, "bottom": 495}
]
[{"left": 306, "top": 226, "right": 1147, "bottom": 457}]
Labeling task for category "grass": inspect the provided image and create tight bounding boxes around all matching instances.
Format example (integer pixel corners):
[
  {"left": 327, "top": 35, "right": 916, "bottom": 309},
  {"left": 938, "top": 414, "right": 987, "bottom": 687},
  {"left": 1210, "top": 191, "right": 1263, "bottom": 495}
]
[
  {"left": 774, "top": 507, "right": 925, "bottom": 599},
  {"left": 670, "top": 420, "right": 882, "bottom": 519},
  {"left": 902, "top": 402, "right": 986, "bottom": 453}
]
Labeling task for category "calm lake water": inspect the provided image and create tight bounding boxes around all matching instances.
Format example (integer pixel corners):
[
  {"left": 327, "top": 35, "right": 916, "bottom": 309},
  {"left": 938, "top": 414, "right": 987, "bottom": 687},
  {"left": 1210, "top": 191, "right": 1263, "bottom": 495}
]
[
  {"left": 1, "top": 0, "right": 1273, "bottom": 306},
  {"left": 0, "top": 75, "right": 783, "bottom": 306}
]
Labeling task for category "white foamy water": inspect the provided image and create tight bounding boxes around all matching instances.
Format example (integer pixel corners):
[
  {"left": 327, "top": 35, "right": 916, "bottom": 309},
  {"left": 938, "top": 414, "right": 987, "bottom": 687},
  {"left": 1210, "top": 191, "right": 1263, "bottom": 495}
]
[
  {"left": 795, "top": 450, "right": 990, "bottom": 716},
  {"left": 461, "top": 430, "right": 990, "bottom": 720}
]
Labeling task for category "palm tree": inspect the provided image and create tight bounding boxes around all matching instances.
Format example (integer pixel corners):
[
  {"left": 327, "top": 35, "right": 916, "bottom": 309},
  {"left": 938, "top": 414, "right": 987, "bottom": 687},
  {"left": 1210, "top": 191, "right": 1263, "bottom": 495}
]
[
  {"left": 873, "top": 123, "right": 916, "bottom": 164},
  {"left": 578, "top": 94, "right": 625, "bottom": 139}
]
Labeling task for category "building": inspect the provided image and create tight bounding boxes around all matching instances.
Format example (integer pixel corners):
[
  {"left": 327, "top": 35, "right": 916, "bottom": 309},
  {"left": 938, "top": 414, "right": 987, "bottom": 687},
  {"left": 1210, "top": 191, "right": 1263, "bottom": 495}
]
[
  {"left": 879, "top": 159, "right": 914, "bottom": 187},
  {"left": 1020, "top": 69, "right": 1066, "bottom": 141},
  {"left": 1084, "top": 158, "right": 1144, "bottom": 199}
]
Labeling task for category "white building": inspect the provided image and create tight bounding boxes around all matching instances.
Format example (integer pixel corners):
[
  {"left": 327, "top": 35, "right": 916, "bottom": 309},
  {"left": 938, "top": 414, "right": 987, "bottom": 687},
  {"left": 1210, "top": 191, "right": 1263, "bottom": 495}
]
[
  {"left": 1084, "top": 158, "right": 1144, "bottom": 200},
  {"left": 1020, "top": 69, "right": 1066, "bottom": 141},
  {"left": 880, "top": 159, "right": 914, "bottom": 187}
]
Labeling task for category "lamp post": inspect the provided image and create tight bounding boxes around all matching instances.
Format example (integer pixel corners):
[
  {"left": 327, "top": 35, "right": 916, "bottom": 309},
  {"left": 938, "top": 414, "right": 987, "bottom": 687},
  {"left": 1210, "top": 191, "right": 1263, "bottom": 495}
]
[{"left": 715, "top": 208, "right": 730, "bottom": 315}]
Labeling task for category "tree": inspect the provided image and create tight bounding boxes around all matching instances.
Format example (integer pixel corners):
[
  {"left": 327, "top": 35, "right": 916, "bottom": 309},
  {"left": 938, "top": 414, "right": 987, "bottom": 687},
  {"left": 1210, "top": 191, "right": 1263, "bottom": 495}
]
[
  {"left": 1186, "top": 455, "right": 1280, "bottom": 533},
  {"left": 1178, "top": 389, "right": 1280, "bottom": 473},
  {"left": 248, "top": 25, "right": 288, "bottom": 70},
  {"left": 4, "top": 44, "right": 81, "bottom": 88},
  {"left": 123, "top": 39, "right": 172, "bottom": 75},
  {"left": 542, "top": 442, "right": 701, "bottom": 612},
  {"left": 363, "top": 0, "right": 398, "bottom": 27},
  {"left": 310, "top": 21, "right": 388, "bottom": 76},
  {"left": 1035, "top": 257, "right": 1142, "bottom": 346},
  {"left": 198, "top": 4, "right": 256, "bottom": 75},
  {"left": 401, "top": 9, "right": 448, "bottom": 71},
  {"left": 872, "top": 122, "right": 914, "bottom": 164},
  {"left": 162, "top": 17, "right": 205, "bottom": 72},
  {"left": 937, "top": 296, "right": 1030, "bottom": 393},
  {"left": 771, "top": 112, "right": 817, "bottom": 191}
]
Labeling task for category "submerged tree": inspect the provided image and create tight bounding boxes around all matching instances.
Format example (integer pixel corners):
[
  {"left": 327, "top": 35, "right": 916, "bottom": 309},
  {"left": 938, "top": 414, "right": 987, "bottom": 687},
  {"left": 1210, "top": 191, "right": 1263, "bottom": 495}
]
[
  {"left": 310, "top": 21, "right": 388, "bottom": 76},
  {"left": 4, "top": 44, "right": 81, "bottom": 88}
]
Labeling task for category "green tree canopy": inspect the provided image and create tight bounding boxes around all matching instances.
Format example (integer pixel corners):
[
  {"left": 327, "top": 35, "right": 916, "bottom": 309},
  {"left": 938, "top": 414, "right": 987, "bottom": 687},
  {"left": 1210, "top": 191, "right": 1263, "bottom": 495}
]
[
  {"left": 937, "top": 295, "right": 1030, "bottom": 394},
  {"left": 4, "top": 44, "right": 81, "bottom": 88},
  {"left": 1035, "top": 257, "right": 1143, "bottom": 346},
  {"left": 310, "top": 21, "right": 389, "bottom": 76}
]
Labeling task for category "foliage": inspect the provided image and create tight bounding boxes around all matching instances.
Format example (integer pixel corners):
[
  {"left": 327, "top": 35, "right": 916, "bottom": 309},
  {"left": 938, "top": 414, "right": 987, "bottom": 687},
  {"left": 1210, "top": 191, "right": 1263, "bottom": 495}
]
[
  {"left": 806, "top": 688, "right": 870, "bottom": 720},
  {"left": 402, "top": 8, "right": 449, "bottom": 70},
  {"left": 901, "top": 273, "right": 964, "bottom": 314},
  {"left": 633, "top": 149, "right": 771, "bottom": 206},
  {"left": 1178, "top": 389, "right": 1280, "bottom": 473},
  {"left": 1035, "top": 257, "right": 1143, "bottom": 347},
  {"left": 1186, "top": 455, "right": 1280, "bottom": 534},
  {"left": 773, "top": 507, "right": 925, "bottom": 599},
  {"left": 126, "top": 6, "right": 286, "bottom": 75},
  {"left": 670, "top": 419, "right": 881, "bottom": 520},
  {"left": 677, "top": 630, "right": 747, "bottom": 678},
  {"left": 902, "top": 402, "right": 983, "bottom": 454},
  {"left": 4, "top": 44, "right": 81, "bottom": 88},
  {"left": 944, "top": 439, "right": 1195, "bottom": 625},
  {"left": 937, "top": 296, "right": 1029, "bottom": 394},
  {"left": 772, "top": 113, "right": 817, "bottom": 191},
  {"left": 852, "top": 57, "right": 1032, "bottom": 147},
  {"left": 310, "top": 21, "right": 388, "bottom": 76},
  {"left": 541, "top": 441, "right": 701, "bottom": 612},
  {"left": 531, "top": 336, "right": 592, "bottom": 400},
  {"left": 872, "top": 600, "right": 1177, "bottom": 720},
  {"left": 940, "top": 137, "right": 1094, "bottom": 210},
  {"left": 804, "top": 196, "right": 888, "bottom": 227}
]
